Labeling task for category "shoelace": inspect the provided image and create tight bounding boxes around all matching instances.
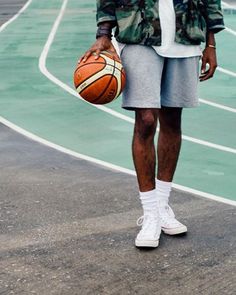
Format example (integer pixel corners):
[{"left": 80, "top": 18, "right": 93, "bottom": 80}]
[
  {"left": 137, "top": 215, "right": 145, "bottom": 226},
  {"left": 136, "top": 215, "right": 160, "bottom": 233},
  {"left": 159, "top": 205, "right": 182, "bottom": 226},
  {"left": 160, "top": 204, "right": 175, "bottom": 218}
]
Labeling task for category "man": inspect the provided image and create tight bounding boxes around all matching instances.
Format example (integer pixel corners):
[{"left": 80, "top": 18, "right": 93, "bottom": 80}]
[{"left": 81, "top": 0, "right": 225, "bottom": 248}]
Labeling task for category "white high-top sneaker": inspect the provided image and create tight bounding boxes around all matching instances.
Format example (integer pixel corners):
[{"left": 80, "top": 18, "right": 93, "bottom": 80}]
[
  {"left": 135, "top": 214, "right": 161, "bottom": 247},
  {"left": 159, "top": 203, "right": 187, "bottom": 235}
]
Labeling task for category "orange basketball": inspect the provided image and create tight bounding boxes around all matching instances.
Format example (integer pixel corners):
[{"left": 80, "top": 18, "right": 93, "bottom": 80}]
[{"left": 74, "top": 51, "right": 126, "bottom": 104}]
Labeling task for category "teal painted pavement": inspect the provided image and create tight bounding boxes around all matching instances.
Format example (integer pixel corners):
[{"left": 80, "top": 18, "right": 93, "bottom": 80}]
[{"left": 0, "top": 0, "right": 235, "bottom": 200}]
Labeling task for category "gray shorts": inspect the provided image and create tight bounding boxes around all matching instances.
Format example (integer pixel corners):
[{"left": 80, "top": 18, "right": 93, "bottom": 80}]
[{"left": 120, "top": 45, "right": 200, "bottom": 109}]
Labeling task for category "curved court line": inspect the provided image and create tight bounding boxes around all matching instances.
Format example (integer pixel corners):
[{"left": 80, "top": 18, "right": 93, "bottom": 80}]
[
  {"left": 199, "top": 98, "right": 236, "bottom": 113},
  {"left": 0, "top": 0, "right": 235, "bottom": 207},
  {"left": 0, "top": 115, "right": 235, "bottom": 207},
  {"left": 225, "top": 27, "right": 236, "bottom": 36},
  {"left": 222, "top": 1, "right": 236, "bottom": 9},
  {"left": 38, "top": 0, "right": 236, "bottom": 155},
  {"left": 0, "top": 0, "right": 32, "bottom": 32},
  {"left": 217, "top": 66, "right": 236, "bottom": 77},
  {"left": 39, "top": 0, "right": 134, "bottom": 124}
]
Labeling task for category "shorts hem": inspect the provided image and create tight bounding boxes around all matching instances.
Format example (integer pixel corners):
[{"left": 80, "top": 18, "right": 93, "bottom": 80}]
[
  {"left": 161, "top": 102, "right": 199, "bottom": 108},
  {"left": 122, "top": 105, "right": 161, "bottom": 110}
]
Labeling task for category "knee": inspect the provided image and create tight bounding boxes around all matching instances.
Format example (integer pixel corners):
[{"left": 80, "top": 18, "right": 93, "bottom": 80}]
[
  {"left": 135, "top": 111, "right": 157, "bottom": 139},
  {"left": 159, "top": 108, "right": 182, "bottom": 135},
  {"left": 160, "top": 120, "right": 182, "bottom": 136}
]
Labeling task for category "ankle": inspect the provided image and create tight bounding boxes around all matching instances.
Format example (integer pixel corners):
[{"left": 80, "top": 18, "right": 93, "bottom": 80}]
[
  {"left": 155, "top": 179, "right": 172, "bottom": 203},
  {"left": 139, "top": 188, "right": 158, "bottom": 216}
]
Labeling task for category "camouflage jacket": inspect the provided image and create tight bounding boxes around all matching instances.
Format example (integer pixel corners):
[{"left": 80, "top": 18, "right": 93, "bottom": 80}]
[{"left": 96, "top": 0, "right": 225, "bottom": 46}]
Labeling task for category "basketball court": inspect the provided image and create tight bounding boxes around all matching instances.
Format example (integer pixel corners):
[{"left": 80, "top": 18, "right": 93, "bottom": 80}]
[{"left": 0, "top": 0, "right": 235, "bottom": 294}]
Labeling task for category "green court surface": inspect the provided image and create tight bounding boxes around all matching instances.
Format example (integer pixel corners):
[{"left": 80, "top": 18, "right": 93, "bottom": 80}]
[{"left": 0, "top": 0, "right": 235, "bottom": 201}]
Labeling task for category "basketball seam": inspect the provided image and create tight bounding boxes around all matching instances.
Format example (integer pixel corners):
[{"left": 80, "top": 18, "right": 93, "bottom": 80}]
[
  {"left": 91, "top": 58, "right": 116, "bottom": 104},
  {"left": 76, "top": 62, "right": 123, "bottom": 73},
  {"left": 79, "top": 74, "right": 114, "bottom": 101},
  {"left": 74, "top": 63, "right": 107, "bottom": 88},
  {"left": 74, "top": 64, "right": 124, "bottom": 89}
]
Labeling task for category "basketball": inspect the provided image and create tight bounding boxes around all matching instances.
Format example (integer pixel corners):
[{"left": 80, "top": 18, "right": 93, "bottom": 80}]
[{"left": 74, "top": 51, "right": 126, "bottom": 104}]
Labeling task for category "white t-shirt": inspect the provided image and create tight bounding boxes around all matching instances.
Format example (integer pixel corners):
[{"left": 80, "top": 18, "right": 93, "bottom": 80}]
[
  {"left": 116, "top": 0, "right": 202, "bottom": 58},
  {"left": 155, "top": 0, "right": 202, "bottom": 57}
]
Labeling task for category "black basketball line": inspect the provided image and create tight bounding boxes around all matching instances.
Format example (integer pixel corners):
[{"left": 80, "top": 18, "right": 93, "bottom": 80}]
[
  {"left": 75, "top": 62, "right": 124, "bottom": 89},
  {"left": 76, "top": 62, "right": 106, "bottom": 71},
  {"left": 79, "top": 73, "right": 114, "bottom": 99},
  {"left": 77, "top": 61, "right": 124, "bottom": 73},
  {"left": 74, "top": 63, "right": 107, "bottom": 88},
  {"left": 89, "top": 58, "right": 117, "bottom": 104}
]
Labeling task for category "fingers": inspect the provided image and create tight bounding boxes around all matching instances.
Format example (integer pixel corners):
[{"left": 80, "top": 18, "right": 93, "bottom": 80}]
[
  {"left": 108, "top": 49, "right": 120, "bottom": 61},
  {"left": 94, "top": 49, "right": 102, "bottom": 60},
  {"left": 78, "top": 40, "right": 120, "bottom": 64},
  {"left": 201, "top": 57, "right": 207, "bottom": 75},
  {"left": 200, "top": 62, "right": 217, "bottom": 82},
  {"left": 200, "top": 47, "right": 218, "bottom": 81},
  {"left": 109, "top": 45, "right": 121, "bottom": 61},
  {"left": 79, "top": 37, "right": 115, "bottom": 64},
  {"left": 79, "top": 50, "right": 93, "bottom": 63},
  {"left": 79, "top": 46, "right": 105, "bottom": 63}
]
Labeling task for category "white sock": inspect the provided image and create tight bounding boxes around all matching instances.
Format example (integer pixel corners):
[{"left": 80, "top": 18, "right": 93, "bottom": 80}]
[
  {"left": 139, "top": 188, "right": 158, "bottom": 216},
  {"left": 155, "top": 179, "right": 172, "bottom": 205}
]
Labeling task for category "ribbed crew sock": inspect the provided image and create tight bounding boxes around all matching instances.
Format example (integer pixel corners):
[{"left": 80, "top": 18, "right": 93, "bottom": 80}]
[
  {"left": 139, "top": 188, "right": 158, "bottom": 216},
  {"left": 155, "top": 179, "right": 172, "bottom": 205}
]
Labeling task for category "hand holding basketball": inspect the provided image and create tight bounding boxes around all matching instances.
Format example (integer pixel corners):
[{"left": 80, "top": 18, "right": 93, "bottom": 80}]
[
  {"left": 79, "top": 36, "right": 120, "bottom": 63},
  {"left": 74, "top": 50, "right": 126, "bottom": 105}
]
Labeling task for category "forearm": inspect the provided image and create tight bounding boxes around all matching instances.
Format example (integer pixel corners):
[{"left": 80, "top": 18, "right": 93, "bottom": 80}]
[{"left": 206, "top": 31, "right": 216, "bottom": 47}]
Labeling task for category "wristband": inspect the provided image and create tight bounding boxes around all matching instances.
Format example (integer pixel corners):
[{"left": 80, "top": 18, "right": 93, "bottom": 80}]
[{"left": 96, "top": 26, "right": 113, "bottom": 39}]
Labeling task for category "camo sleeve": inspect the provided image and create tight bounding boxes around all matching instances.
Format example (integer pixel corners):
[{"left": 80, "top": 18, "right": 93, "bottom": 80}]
[
  {"left": 205, "top": 0, "right": 225, "bottom": 33},
  {"left": 96, "top": 0, "right": 117, "bottom": 26}
]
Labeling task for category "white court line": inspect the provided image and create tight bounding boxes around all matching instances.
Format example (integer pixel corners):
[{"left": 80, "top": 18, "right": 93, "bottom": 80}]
[
  {"left": 0, "top": 0, "right": 236, "bottom": 207},
  {"left": 217, "top": 66, "right": 236, "bottom": 77},
  {"left": 222, "top": 1, "right": 236, "bottom": 9},
  {"left": 218, "top": 25, "right": 236, "bottom": 77},
  {"left": 199, "top": 98, "right": 236, "bottom": 113},
  {"left": 0, "top": 0, "right": 32, "bottom": 32},
  {"left": 39, "top": 0, "right": 236, "bottom": 154},
  {"left": 0, "top": 115, "right": 235, "bottom": 207},
  {"left": 225, "top": 27, "right": 236, "bottom": 36}
]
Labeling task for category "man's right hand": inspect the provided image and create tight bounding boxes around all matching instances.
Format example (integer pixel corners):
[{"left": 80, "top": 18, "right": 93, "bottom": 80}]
[{"left": 79, "top": 36, "right": 120, "bottom": 63}]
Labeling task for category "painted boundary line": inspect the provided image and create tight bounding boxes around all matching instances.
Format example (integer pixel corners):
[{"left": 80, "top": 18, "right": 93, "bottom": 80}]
[
  {"left": 0, "top": 115, "right": 235, "bottom": 207},
  {"left": 217, "top": 66, "right": 236, "bottom": 78},
  {"left": 225, "top": 27, "right": 236, "bottom": 37},
  {"left": 0, "top": 0, "right": 236, "bottom": 206},
  {"left": 222, "top": 1, "right": 236, "bottom": 9},
  {"left": 39, "top": 0, "right": 236, "bottom": 155},
  {"left": 0, "top": 0, "right": 32, "bottom": 32}
]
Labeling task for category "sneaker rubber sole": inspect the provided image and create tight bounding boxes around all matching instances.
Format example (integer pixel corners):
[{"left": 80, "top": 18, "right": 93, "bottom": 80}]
[
  {"left": 161, "top": 225, "right": 187, "bottom": 235},
  {"left": 135, "top": 238, "right": 159, "bottom": 248}
]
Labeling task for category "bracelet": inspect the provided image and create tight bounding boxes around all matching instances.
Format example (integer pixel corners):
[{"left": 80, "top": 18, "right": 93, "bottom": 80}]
[
  {"left": 96, "top": 26, "right": 113, "bottom": 39},
  {"left": 207, "top": 44, "right": 216, "bottom": 49}
]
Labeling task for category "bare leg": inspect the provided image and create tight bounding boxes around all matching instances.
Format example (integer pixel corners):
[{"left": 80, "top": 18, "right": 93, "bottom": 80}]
[
  {"left": 132, "top": 109, "right": 158, "bottom": 192},
  {"left": 157, "top": 107, "right": 182, "bottom": 182}
]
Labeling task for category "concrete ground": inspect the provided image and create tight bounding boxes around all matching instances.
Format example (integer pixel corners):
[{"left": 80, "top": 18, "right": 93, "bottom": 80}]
[
  {"left": 0, "top": 0, "right": 26, "bottom": 24},
  {"left": 0, "top": 1, "right": 236, "bottom": 294},
  {"left": 0, "top": 125, "right": 236, "bottom": 295}
]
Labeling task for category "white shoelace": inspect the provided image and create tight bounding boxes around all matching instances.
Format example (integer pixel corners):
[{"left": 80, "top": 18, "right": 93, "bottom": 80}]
[
  {"left": 159, "top": 204, "right": 183, "bottom": 227},
  {"left": 136, "top": 214, "right": 160, "bottom": 235},
  {"left": 160, "top": 204, "right": 175, "bottom": 218}
]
